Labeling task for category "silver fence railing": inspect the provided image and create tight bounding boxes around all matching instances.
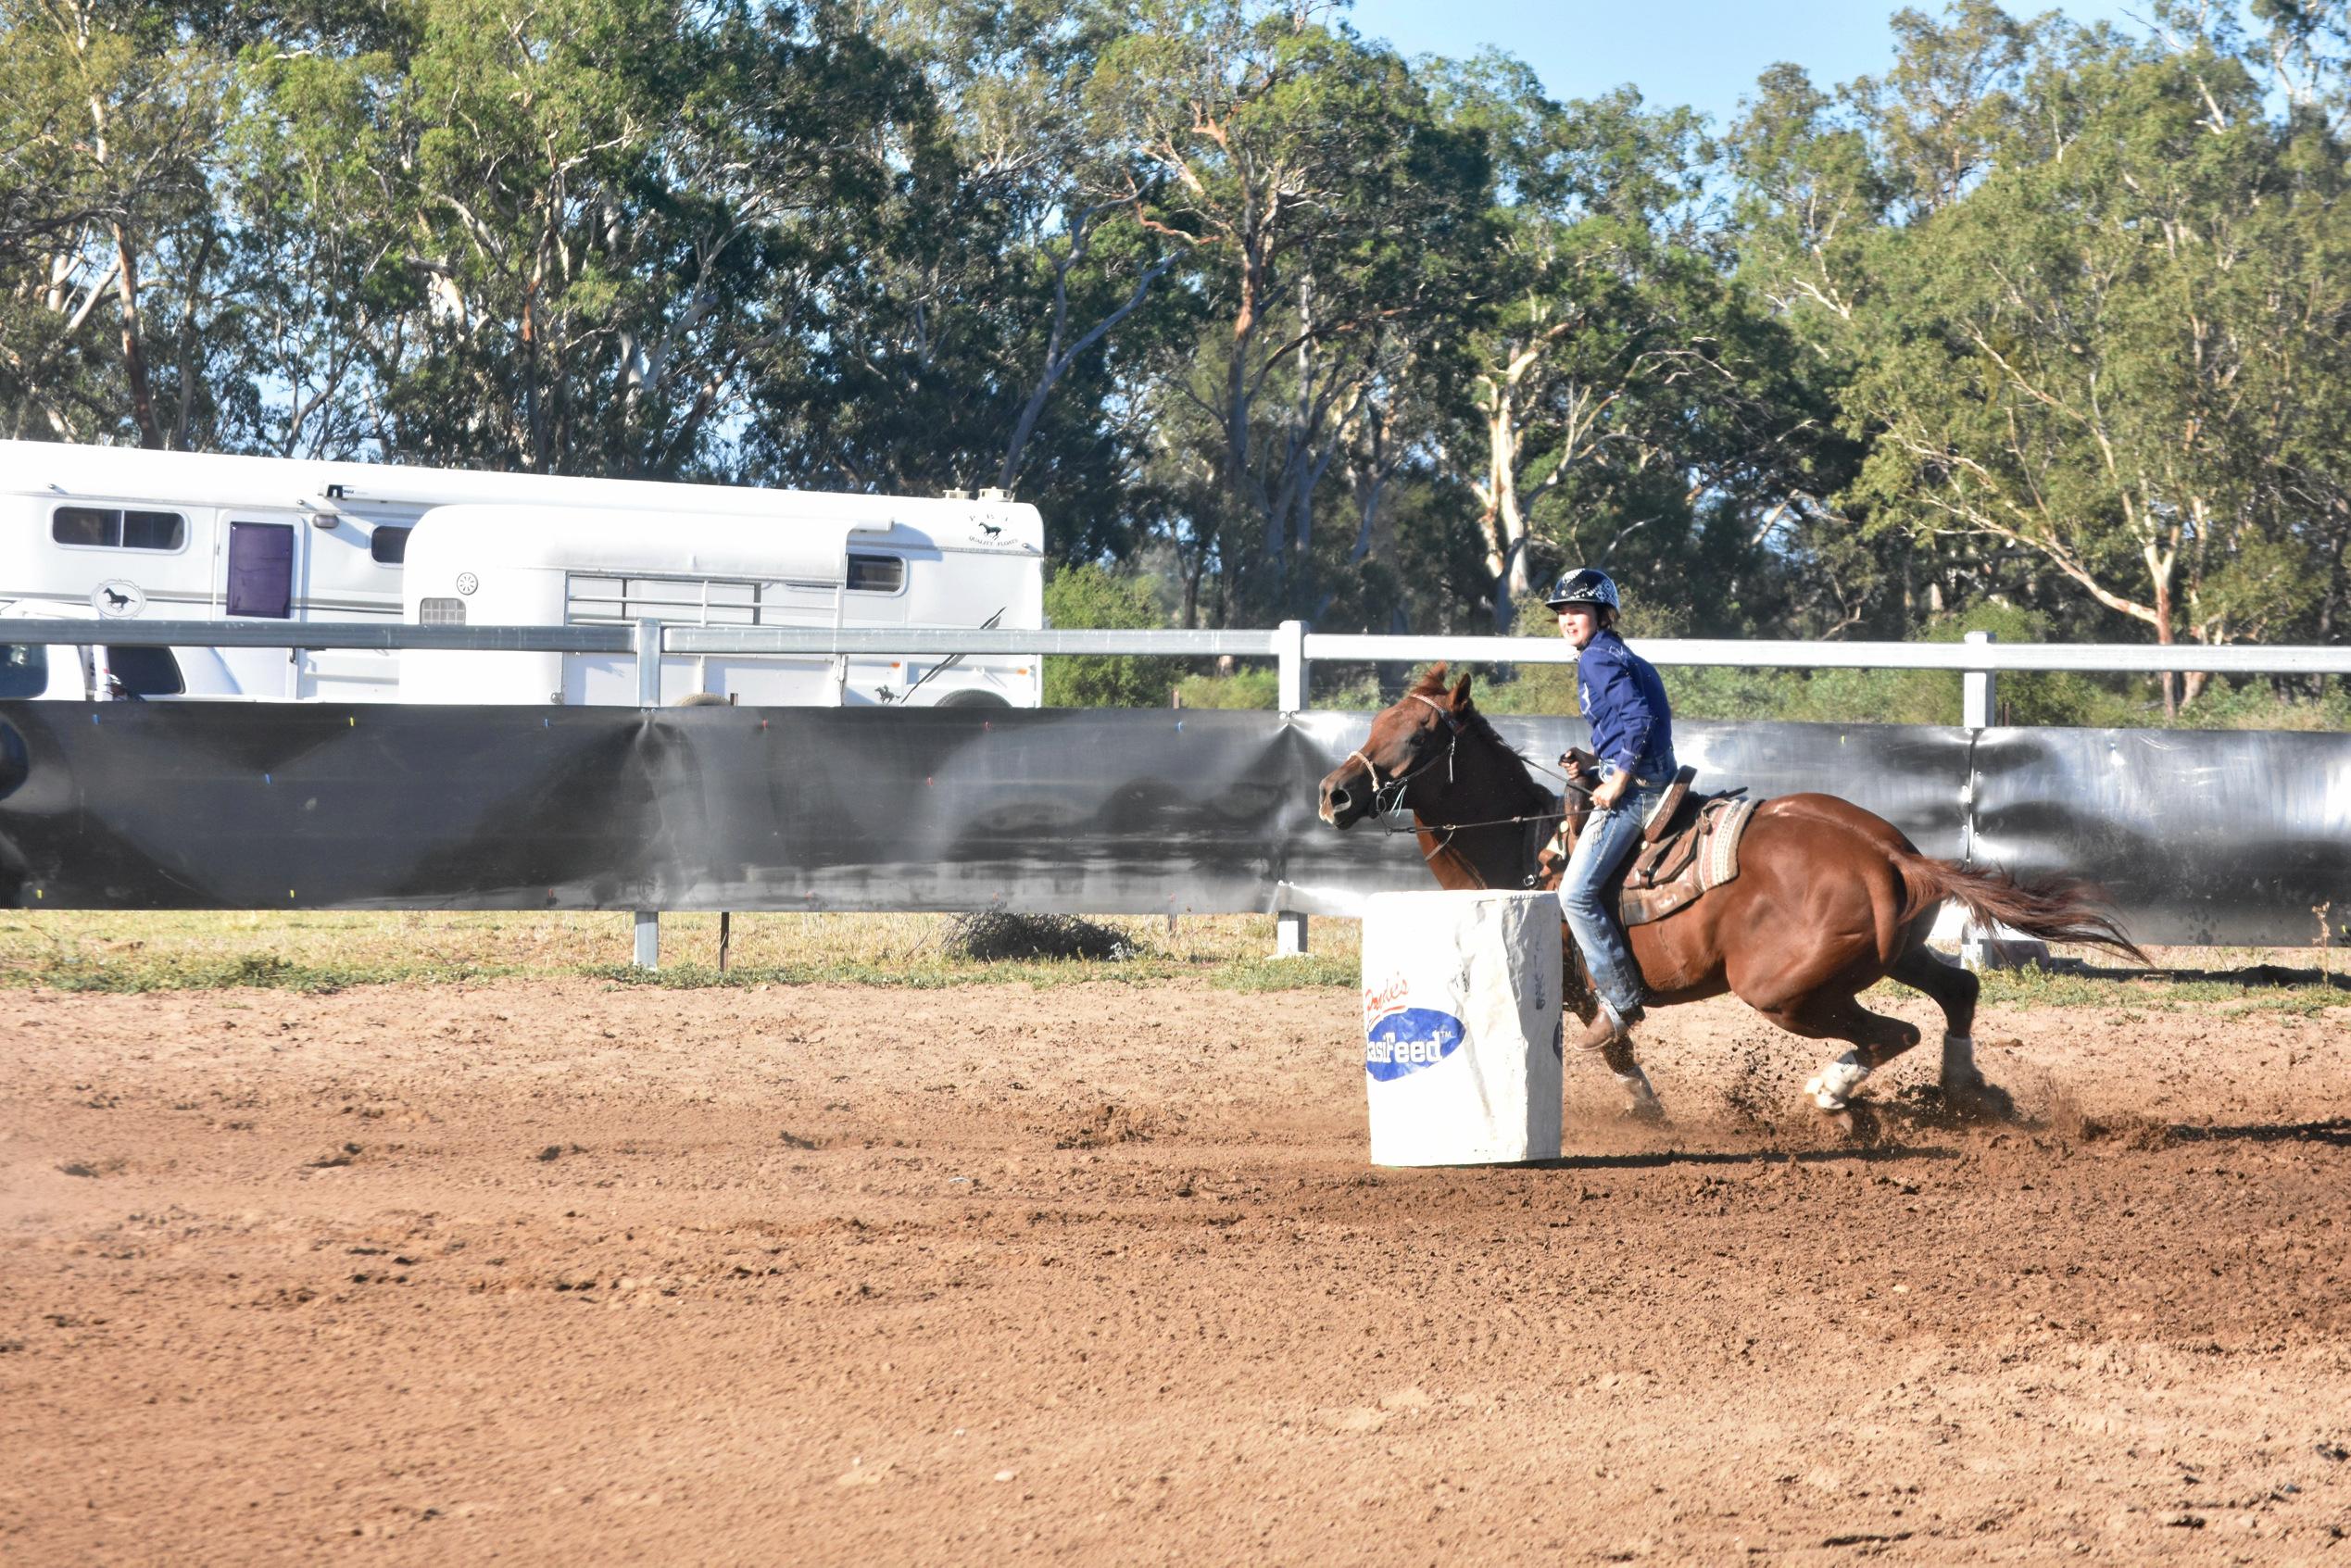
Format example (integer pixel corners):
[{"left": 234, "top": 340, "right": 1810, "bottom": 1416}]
[{"left": 18, "top": 616, "right": 2351, "bottom": 709}]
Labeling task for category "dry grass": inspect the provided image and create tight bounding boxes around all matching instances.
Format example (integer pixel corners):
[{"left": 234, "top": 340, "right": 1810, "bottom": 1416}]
[
  {"left": 3, "top": 912, "right": 2338, "bottom": 1010},
  {"left": 0, "top": 909, "right": 1363, "bottom": 992}
]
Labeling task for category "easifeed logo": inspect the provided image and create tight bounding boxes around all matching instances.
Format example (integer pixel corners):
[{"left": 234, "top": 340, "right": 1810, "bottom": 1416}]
[{"left": 1364, "top": 1005, "right": 1465, "bottom": 1082}]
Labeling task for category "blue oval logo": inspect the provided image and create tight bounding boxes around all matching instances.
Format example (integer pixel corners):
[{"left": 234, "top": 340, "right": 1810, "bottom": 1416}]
[{"left": 1364, "top": 1007, "right": 1465, "bottom": 1081}]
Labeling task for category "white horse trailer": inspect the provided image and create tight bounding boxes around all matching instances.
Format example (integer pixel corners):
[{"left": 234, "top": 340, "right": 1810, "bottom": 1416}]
[
  {"left": 396, "top": 501, "right": 1043, "bottom": 707},
  {"left": 0, "top": 441, "right": 1044, "bottom": 706}
]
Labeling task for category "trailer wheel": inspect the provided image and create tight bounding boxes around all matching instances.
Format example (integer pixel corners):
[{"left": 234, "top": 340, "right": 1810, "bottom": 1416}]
[{"left": 933, "top": 689, "right": 1011, "bottom": 709}]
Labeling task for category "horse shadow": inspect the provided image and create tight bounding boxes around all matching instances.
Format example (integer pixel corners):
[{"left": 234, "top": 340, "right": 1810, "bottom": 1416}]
[
  {"left": 1525, "top": 1142, "right": 1965, "bottom": 1173},
  {"left": 1515, "top": 1113, "right": 2351, "bottom": 1173},
  {"left": 2038, "top": 957, "right": 2351, "bottom": 992}
]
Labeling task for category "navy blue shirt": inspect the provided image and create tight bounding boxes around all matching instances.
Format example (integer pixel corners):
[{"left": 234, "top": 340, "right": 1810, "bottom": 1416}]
[{"left": 1577, "top": 628, "right": 1677, "bottom": 780}]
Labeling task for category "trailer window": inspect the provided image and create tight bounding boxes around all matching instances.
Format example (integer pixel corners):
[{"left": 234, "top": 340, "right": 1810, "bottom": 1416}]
[
  {"left": 53, "top": 508, "right": 109, "bottom": 546},
  {"left": 104, "top": 646, "right": 183, "bottom": 696},
  {"left": 0, "top": 644, "right": 46, "bottom": 698},
  {"left": 123, "top": 510, "right": 184, "bottom": 549},
  {"left": 370, "top": 526, "right": 412, "bottom": 564},
  {"left": 848, "top": 554, "right": 904, "bottom": 594},
  {"left": 51, "top": 506, "right": 187, "bottom": 551}
]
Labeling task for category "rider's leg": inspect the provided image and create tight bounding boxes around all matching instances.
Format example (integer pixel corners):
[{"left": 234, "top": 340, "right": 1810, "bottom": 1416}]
[{"left": 1559, "top": 790, "right": 1653, "bottom": 1037}]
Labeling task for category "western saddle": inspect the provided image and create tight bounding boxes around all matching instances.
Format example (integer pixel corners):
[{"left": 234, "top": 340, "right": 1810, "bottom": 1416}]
[{"left": 1539, "top": 750, "right": 1762, "bottom": 926}]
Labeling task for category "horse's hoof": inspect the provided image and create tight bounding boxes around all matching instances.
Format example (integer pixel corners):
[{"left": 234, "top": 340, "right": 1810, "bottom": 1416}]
[
  {"left": 1805, "top": 1052, "right": 1871, "bottom": 1112},
  {"left": 1614, "top": 1067, "right": 1665, "bottom": 1123}
]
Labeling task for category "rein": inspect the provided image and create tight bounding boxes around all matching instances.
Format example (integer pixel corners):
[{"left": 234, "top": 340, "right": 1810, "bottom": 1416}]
[{"left": 1349, "top": 692, "right": 1596, "bottom": 869}]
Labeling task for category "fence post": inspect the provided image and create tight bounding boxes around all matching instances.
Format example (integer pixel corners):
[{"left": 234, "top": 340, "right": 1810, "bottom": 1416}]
[
  {"left": 634, "top": 619, "right": 663, "bottom": 970},
  {"left": 1276, "top": 619, "right": 1308, "bottom": 713},
  {"left": 1275, "top": 911, "right": 1309, "bottom": 958},
  {"left": 1960, "top": 629, "right": 1994, "bottom": 971},
  {"left": 1275, "top": 621, "right": 1310, "bottom": 958},
  {"left": 1962, "top": 629, "right": 1996, "bottom": 730}
]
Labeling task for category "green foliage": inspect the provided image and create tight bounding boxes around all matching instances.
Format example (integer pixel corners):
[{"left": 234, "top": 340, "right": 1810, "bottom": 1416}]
[
  {"left": 1041, "top": 563, "right": 1183, "bottom": 707},
  {"left": 1173, "top": 668, "right": 1279, "bottom": 709},
  {"left": 6, "top": 0, "right": 2351, "bottom": 681}
]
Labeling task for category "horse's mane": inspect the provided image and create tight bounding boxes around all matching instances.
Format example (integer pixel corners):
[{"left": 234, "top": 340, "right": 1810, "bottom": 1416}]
[{"left": 1409, "top": 666, "right": 1555, "bottom": 812}]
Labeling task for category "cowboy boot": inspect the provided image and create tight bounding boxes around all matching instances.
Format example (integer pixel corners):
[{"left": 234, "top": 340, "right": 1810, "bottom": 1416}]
[
  {"left": 1572, "top": 1004, "right": 1644, "bottom": 1053},
  {"left": 1573, "top": 1009, "right": 1626, "bottom": 1053}
]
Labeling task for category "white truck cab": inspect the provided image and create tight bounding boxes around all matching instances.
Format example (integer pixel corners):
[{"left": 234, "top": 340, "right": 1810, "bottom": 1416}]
[{"left": 0, "top": 599, "right": 245, "bottom": 701}]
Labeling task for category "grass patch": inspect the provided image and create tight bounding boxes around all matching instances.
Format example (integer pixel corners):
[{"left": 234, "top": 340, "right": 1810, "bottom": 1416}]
[
  {"left": 1878, "top": 949, "right": 2349, "bottom": 1015},
  {"left": 0, "top": 910, "right": 1362, "bottom": 993},
  {"left": 6, "top": 912, "right": 2336, "bottom": 1005}
]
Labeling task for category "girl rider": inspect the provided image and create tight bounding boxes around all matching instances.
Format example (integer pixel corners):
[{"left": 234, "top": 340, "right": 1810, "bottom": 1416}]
[{"left": 1547, "top": 568, "right": 1678, "bottom": 1055}]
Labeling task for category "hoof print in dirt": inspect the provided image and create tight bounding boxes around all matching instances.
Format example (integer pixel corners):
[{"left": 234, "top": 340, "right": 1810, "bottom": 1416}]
[
  {"left": 1941, "top": 1078, "right": 2018, "bottom": 1124},
  {"left": 1833, "top": 1101, "right": 1886, "bottom": 1146},
  {"left": 1893, "top": 1078, "right": 2020, "bottom": 1127}
]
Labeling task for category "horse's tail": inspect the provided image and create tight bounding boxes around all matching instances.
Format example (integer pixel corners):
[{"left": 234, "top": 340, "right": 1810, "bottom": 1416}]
[{"left": 1898, "top": 854, "right": 2150, "bottom": 966}]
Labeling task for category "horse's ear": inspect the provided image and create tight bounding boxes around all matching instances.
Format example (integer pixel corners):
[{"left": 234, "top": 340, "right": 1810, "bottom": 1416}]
[
  {"left": 1450, "top": 671, "right": 1474, "bottom": 709},
  {"left": 1420, "top": 661, "right": 1450, "bottom": 690}
]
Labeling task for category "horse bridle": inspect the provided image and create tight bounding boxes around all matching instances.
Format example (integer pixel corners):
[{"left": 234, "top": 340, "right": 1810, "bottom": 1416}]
[
  {"left": 1349, "top": 692, "right": 1603, "bottom": 872},
  {"left": 1344, "top": 692, "right": 1461, "bottom": 817}
]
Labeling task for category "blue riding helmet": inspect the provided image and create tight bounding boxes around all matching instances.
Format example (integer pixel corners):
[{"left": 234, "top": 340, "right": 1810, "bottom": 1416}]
[{"left": 1545, "top": 568, "right": 1620, "bottom": 613}]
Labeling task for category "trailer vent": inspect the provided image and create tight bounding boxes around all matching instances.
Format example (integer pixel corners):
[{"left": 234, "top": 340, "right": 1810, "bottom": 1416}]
[{"left": 420, "top": 597, "right": 466, "bottom": 626}]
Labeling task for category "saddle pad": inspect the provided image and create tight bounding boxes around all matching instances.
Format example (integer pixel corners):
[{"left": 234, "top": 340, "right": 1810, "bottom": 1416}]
[{"left": 1621, "top": 796, "right": 1761, "bottom": 927}]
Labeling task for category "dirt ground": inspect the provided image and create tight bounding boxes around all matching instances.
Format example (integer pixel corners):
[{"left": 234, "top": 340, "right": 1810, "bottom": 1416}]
[{"left": 4, "top": 976, "right": 2349, "bottom": 1566}]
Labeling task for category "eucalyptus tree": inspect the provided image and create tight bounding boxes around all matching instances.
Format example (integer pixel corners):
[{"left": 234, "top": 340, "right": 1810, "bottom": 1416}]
[
  {"left": 216, "top": 27, "right": 413, "bottom": 458},
  {"left": 374, "top": 0, "right": 877, "bottom": 475},
  {"left": 1088, "top": 0, "right": 1494, "bottom": 623},
  {"left": 0, "top": 0, "right": 235, "bottom": 446},
  {"left": 746, "top": 0, "right": 1192, "bottom": 562},
  {"left": 1844, "top": 24, "right": 2347, "bottom": 708},
  {"left": 1416, "top": 60, "right": 1838, "bottom": 637}
]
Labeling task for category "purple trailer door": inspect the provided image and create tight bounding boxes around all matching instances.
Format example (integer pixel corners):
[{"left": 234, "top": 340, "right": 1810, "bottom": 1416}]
[{"left": 226, "top": 521, "right": 294, "bottom": 618}]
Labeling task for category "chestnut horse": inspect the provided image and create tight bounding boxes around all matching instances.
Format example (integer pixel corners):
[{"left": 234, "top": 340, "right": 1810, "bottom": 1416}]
[{"left": 1316, "top": 666, "right": 2144, "bottom": 1120}]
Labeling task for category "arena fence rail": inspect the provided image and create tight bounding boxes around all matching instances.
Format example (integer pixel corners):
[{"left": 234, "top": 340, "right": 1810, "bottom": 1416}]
[{"left": 3, "top": 620, "right": 2345, "bottom": 965}]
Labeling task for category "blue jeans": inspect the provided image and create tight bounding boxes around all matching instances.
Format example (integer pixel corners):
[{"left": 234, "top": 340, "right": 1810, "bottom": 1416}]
[{"left": 1561, "top": 774, "right": 1664, "bottom": 1026}]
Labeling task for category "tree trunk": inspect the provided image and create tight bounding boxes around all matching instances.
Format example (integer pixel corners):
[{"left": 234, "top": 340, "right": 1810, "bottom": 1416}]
[
  {"left": 2147, "top": 540, "right": 2178, "bottom": 720},
  {"left": 110, "top": 224, "right": 165, "bottom": 449}
]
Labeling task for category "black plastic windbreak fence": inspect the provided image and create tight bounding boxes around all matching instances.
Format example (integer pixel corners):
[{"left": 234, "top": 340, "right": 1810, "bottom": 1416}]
[{"left": 0, "top": 703, "right": 2345, "bottom": 947}]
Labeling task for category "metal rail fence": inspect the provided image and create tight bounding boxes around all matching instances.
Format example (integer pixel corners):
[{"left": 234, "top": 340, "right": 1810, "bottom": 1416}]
[{"left": 5, "top": 618, "right": 2347, "bottom": 963}]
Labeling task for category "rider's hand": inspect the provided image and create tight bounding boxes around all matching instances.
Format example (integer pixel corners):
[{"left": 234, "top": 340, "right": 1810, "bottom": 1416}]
[{"left": 1591, "top": 771, "right": 1630, "bottom": 811}]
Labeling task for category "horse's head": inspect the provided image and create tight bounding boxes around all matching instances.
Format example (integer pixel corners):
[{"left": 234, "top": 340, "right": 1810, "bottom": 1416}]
[{"left": 1317, "top": 664, "right": 1474, "bottom": 830}]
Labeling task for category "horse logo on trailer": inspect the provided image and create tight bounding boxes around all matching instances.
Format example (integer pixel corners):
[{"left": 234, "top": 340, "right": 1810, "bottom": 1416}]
[{"left": 92, "top": 580, "right": 145, "bottom": 618}]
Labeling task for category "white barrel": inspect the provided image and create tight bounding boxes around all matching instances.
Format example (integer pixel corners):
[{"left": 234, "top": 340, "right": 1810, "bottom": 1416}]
[{"left": 1360, "top": 889, "right": 1564, "bottom": 1166}]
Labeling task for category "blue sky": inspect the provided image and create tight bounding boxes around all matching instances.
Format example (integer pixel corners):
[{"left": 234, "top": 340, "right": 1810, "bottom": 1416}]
[{"left": 1342, "top": 0, "right": 2154, "bottom": 129}]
